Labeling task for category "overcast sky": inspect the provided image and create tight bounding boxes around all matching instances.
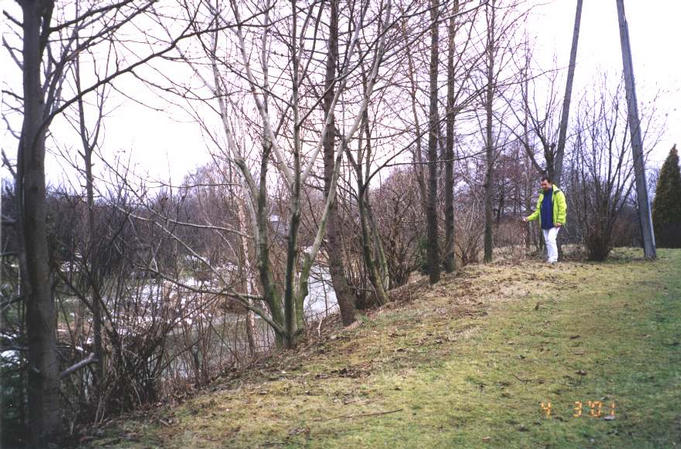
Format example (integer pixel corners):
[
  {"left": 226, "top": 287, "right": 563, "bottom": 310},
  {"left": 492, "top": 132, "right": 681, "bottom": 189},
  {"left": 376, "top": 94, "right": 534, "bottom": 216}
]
[
  {"left": 528, "top": 0, "right": 680, "bottom": 165},
  {"left": 1, "top": 0, "right": 679, "bottom": 187}
]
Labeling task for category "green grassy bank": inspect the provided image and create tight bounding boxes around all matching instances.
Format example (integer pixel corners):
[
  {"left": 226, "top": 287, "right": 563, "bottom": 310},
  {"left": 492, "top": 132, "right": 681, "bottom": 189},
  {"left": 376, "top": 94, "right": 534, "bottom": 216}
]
[{"left": 85, "top": 249, "right": 681, "bottom": 449}]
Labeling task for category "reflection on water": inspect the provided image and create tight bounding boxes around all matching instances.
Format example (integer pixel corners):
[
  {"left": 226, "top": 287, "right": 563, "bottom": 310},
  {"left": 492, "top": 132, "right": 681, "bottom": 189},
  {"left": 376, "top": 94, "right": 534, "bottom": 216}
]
[{"left": 1, "top": 265, "right": 340, "bottom": 393}]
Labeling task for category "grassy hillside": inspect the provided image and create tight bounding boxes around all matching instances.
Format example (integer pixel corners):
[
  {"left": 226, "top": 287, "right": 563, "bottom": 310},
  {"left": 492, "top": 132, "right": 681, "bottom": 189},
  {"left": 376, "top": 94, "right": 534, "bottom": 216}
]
[{"left": 83, "top": 249, "right": 681, "bottom": 448}]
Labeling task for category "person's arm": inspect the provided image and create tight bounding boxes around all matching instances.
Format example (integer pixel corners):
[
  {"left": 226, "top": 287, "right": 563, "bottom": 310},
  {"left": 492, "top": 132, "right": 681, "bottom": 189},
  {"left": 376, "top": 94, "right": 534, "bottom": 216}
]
[
  {"left": 525, "top": 208, "right": 540, "bottom": 222},
  {"left": 555, "top": 191, "right": 567, "bottom": 225},
  {"left": 524, "top": 195, "right": 541, "bottom": 222}
]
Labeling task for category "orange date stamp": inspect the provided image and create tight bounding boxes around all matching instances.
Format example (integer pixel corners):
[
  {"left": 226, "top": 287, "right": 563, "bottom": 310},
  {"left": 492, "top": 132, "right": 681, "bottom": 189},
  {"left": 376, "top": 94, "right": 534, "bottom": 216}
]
[{"left": 540, "top": 400, "right": 616, "bottom": 419}]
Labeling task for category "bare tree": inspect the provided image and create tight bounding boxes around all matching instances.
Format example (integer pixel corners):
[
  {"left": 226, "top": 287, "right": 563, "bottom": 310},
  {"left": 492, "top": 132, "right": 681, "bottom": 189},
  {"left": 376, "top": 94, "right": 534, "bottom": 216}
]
[
  {"left": 567, "top": 79, "right": 659, "bottom": 260},
  {"left": 443, "top": 0, "right": 460, "bottom": 273},
  {"left": 346, "top": 73, "right": 391, "bottom": 307},
  {"left": 426, "top": 0, "right": 441, "bottom": 282},
  {"left": 3, "top": 1, "right": 211, "bottom": 443},
  {"left": 146, "top": 0, "right": 398, "bottom": 348},
  {"left": 323, "top": 0, "right": 357, "bottom": 325},
  {"left": 482, "top": 0, "right": 497, "bottom": 263},
  {"left": 475, "top": 0, "right": 529, "bottom": 263},
  {"left": 14, "top": 2, "right": 61, "bottom": 443}
]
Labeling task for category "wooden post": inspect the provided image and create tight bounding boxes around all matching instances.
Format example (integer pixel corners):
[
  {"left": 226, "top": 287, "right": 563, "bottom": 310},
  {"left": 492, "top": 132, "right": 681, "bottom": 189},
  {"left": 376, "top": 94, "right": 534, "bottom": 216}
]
[{"left": 615, "top": 0, "right": 656, "bottom": 259}]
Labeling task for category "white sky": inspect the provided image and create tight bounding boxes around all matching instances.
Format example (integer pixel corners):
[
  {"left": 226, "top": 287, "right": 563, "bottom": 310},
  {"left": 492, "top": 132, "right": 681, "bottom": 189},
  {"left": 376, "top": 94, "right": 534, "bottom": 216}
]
[
  {"left": 527, "top": 0, "right": 680, "bottom": 166},
  {"left": 1, "top": 0, "right": 679, "bottom": 187}
]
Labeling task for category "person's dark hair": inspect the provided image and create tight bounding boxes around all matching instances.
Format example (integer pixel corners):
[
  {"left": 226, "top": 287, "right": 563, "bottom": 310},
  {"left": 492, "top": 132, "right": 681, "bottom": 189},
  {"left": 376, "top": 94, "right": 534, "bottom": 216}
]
[{"left": 540, "top": 175, "right": 552, "bottom": 183}]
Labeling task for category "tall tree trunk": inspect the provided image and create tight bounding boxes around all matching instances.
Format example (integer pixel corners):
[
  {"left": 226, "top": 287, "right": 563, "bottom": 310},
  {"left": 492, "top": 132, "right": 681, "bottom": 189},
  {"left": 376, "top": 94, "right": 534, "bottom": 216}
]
[
  {"left": 426, "top": 0, "right": 441, "bottom": 283},
  {"left": 358, "top": 184, "right": 390, "bottom": 306},
  {"left": 236, "top": 196, "right": 258, "bottom": 356},
  {"left": 252, "top": 146, "right": 286, "bottom": 348},
  {"left": 213, "top": 8, "right": 279, "bottom": 349},
  {"left": 355, "top": 110, "right": 390, "bottom": 306},
  {"left": 365, "top": 200, "right": 389, "bottom": 289},
  {"left": 323, "top": 0, "right": 356, "bottom": 326},
  {"left": 483, "top": 0, "right": 496, "bottom": 263},
  {"left": 74, "top": 46, "right": 104, "bottom": 398},
  {"left": 443, "top": 0, "right": 459, "bottom": 273},
  {"left": 521, "top": 65, "right": 533, "bottom": 250},
  {"left": 403, "top": 18, "right": 427, "bottom": 215},
  {"left": 525, "top": 172, "right": 532, "bottom": 249},
  {"left": 19, "top": 0, "right": 61, "bottom": 445},
  {"left": 283, "top": 0, "right": 302, "bottom": 348},
  {"left": 554, "top": 0, "right": 583, "bottom": 187},
  {"left": 83, "top": 122, "right": 104, "bottom": 397},
  {"left": 615, "top": 0, "right": 656, "bottom": 259}
]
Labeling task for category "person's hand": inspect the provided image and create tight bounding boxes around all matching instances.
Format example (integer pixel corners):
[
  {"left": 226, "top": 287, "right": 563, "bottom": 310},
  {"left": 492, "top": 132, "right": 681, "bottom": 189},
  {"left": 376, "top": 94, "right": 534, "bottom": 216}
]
[
  {"left": 554, "top": 222, "right": 561, "bottom": 228},
  {"left": 522, "top": 217, "right": 528, "bottom": 222}
]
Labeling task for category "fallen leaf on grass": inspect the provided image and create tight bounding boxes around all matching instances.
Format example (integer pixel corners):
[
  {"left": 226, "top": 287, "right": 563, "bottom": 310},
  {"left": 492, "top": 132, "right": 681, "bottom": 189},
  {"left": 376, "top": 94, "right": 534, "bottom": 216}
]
[{"left": 288, "top": 426, "right": 310, "bottom": 436}]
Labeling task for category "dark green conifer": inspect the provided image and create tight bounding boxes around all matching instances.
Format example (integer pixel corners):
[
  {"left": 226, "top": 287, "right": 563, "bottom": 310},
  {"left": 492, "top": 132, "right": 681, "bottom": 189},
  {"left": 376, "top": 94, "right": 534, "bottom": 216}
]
[{"left": 652, "top": 145, "right": 681, "bottom": 247}]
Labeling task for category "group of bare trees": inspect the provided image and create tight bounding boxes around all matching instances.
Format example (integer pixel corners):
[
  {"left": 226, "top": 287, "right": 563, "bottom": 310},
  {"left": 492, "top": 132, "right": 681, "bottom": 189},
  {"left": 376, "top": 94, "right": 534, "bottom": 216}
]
[{"left": 0, "top": 0, "right": 662, "bottom": 447}]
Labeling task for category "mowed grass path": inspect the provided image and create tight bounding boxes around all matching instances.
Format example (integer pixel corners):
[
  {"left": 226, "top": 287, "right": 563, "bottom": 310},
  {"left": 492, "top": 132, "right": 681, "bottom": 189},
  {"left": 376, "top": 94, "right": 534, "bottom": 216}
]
[{"left": 88, "top": 249, "right": 681, "bottom": 449}]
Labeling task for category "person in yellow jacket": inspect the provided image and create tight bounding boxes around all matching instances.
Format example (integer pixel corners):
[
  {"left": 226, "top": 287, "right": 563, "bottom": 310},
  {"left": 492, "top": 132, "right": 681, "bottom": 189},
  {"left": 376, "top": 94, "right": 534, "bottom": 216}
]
[{"left": 523, "top": 175, "right": 567, "bottom": 264}]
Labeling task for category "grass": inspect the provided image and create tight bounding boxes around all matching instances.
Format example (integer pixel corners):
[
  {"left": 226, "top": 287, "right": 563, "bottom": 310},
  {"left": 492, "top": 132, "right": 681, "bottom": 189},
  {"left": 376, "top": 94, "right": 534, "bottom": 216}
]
[{"left": 83, "top": 248, "right": 681, "bottom": 449}]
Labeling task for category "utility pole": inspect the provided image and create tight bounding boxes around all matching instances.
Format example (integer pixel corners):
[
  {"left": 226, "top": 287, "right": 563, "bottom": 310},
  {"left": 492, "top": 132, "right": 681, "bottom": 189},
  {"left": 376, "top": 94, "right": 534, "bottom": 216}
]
[
  {"left": 615, "top": 0, "right": 656, "bottom": 259},
  {"left": 554, "top": 0, "right": 583, "bottom": 188}
]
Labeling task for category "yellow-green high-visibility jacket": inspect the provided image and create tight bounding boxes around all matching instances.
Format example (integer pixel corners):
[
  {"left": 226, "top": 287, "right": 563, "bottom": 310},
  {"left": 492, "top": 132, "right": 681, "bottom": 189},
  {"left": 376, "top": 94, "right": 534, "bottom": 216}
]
[{"left": 525, "top": 185, "right": 567, "bottom": 225}]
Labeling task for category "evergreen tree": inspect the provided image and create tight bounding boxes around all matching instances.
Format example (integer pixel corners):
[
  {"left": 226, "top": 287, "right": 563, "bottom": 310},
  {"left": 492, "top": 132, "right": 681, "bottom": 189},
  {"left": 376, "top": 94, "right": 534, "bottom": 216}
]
[{"left": 652, "top": 145, "right": 681, "bottom": 247}]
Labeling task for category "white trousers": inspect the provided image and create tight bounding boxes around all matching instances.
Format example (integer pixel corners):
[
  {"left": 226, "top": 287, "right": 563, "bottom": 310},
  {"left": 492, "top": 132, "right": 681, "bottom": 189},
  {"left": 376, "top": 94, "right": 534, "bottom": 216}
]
[{"left": 542, "top": 227, "right": 560, "bottom": 263}]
